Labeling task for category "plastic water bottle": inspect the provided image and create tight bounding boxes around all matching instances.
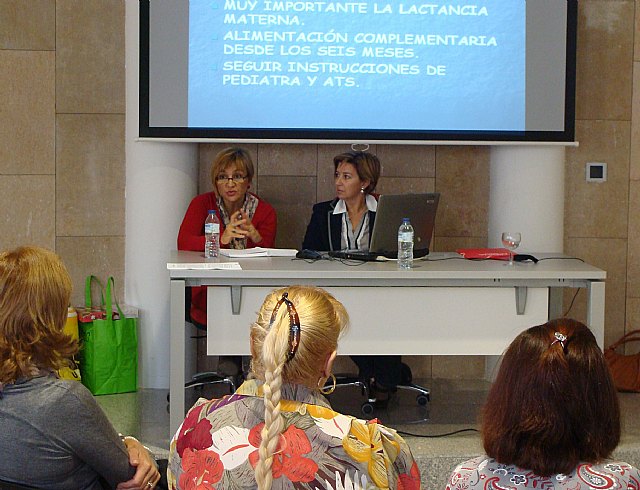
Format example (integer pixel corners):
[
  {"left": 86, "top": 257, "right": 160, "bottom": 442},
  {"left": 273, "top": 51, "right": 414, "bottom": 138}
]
[
  {"left": 397, "top": 218, "right": 414, "bottom": 269},
  {"left": 204, "top": 210, "right": 220, "bottom": 258}
]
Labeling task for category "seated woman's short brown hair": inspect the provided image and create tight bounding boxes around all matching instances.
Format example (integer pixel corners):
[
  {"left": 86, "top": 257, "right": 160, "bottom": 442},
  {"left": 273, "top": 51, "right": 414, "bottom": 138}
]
[{"left": 482, "top": 318, "right": 620, "bottom": 476}]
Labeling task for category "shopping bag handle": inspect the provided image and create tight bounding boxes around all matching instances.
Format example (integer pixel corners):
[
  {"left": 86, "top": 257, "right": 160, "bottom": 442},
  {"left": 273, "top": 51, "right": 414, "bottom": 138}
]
[
  {"left": 105, "top": 276, "right": 125, "bottom": 319},
  {"left": 84, "top": 275, "right": 105, "bottom": 309},
  {"left": 608, "top": 329, "right": 640, "bottom": 350}
]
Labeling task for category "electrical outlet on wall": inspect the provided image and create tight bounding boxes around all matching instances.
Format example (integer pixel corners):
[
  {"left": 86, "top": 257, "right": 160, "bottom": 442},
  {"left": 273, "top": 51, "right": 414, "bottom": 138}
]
[{"left": 586, "top": 162, "right": 607, "bottom": 182}]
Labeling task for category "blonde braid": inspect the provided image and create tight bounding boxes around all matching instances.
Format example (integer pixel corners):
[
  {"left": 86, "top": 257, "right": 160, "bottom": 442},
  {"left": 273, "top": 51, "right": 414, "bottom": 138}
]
[
  {"left": 250, "top": 286, "right": 349, "bottom": 489},
  {"left": 254, "top": 308, "right": 288, "bottom": 490}
]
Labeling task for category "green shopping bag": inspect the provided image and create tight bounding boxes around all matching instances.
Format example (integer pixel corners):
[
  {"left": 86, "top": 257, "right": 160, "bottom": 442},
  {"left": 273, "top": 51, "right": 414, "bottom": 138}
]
[{"left": 78, "top": 275, "right": 138, "bottom": 395}]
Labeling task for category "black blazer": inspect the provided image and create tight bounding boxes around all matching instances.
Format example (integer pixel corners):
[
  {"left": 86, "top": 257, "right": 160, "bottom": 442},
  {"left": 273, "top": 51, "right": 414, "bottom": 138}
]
[{"left": 302, "top": 199, "right": 377, "bottom": 251}]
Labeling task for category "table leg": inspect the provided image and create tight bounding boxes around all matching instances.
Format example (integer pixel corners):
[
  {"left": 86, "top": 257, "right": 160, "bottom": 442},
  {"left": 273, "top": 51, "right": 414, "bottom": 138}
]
[
  {"left": 587, "top": 281, "right": 606, "bottom": 349},
  {"left": 170, "top": 279, "right": 186, "bottom": 438},
  {"left": 548, "top": 288, "right": 563, "bottom": 320}
]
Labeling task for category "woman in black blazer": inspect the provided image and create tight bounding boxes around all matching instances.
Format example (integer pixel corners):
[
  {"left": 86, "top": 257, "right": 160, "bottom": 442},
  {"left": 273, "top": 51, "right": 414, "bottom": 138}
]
[{"left": 302, "top": 151, "right": 405, "bottom": 405}]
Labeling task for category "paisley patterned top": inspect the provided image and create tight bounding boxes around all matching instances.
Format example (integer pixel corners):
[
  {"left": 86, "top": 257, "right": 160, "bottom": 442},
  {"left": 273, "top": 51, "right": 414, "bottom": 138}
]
[
  {"left": 447, "top": 455, "right": 640, "bottom": 490},
  {"left": 168, "top": 379, "right": 420, "bottom": 490}
]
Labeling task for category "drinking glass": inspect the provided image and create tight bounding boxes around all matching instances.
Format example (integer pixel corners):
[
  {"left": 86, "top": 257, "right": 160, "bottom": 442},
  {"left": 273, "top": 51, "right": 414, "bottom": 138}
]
[{"left": 501, "top": 232, "right": 521, "bottom": 266}]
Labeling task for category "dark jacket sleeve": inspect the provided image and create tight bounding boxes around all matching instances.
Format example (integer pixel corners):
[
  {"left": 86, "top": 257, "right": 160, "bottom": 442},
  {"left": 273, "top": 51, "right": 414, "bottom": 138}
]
[{"left": 302, "top": 202, "right": 331, "bottom": 251}]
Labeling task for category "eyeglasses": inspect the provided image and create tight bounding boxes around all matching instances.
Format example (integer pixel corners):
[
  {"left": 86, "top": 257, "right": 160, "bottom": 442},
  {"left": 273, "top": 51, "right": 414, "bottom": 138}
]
[{"left": 216, "top": 174, "right": 247, "bottom": 184}]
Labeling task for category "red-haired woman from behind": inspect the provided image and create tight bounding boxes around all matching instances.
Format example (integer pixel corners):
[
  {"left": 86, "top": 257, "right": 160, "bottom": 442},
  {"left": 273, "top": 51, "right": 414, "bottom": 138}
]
[{"left": 447, "top": 318, "right": 640, "bottom": 489}]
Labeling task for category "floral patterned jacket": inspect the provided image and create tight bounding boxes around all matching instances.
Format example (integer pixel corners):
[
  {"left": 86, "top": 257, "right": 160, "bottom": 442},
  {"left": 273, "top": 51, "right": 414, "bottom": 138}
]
[
  {"left": 168, "top": 379, "right": 421, "bottom": 489},
  {"left": 447, "top": 455, "right": 640, "bottom": 489}
]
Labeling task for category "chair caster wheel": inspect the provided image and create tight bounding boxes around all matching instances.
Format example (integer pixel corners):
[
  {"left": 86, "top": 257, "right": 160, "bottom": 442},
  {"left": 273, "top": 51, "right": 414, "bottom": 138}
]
[
  {"left": 361, "top": 402, "right": 374, "bottom": 416},
  {"left": 166, "top": 392, "right": 170, "bottom": 403},
  {"left": 416, "top": 394, "right": 429, "bottom": 406}
]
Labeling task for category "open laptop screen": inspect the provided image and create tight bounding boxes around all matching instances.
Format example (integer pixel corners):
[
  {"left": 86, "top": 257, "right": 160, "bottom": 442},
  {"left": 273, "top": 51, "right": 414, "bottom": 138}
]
[
  {"left": 369, "top": 193, "right": 440, "bottom": 256},
  {"left": 327, "top": 193, "right": 440, "bottom": 261}
]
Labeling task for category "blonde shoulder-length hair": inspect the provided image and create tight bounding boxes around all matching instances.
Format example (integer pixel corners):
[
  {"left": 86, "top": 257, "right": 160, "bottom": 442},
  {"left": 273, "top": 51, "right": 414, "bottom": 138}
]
[{"left": 0, "top": 246, "right": 77, "bottom": 384}]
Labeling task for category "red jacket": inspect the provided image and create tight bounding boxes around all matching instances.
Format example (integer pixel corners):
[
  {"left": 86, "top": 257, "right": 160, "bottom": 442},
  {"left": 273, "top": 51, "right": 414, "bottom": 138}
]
[{"left": 177, "top": 191, "right": 277, "bottom": 325}]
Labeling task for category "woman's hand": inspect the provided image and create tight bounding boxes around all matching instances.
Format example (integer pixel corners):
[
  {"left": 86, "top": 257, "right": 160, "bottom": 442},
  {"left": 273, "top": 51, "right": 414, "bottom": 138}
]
[
  {"left": 221, "top": 210, "right": 262, "bottom": 245},
  {"left": 237, "top": 209, "right": 263, "bottom": 243},
  {"left": 116, "top": 437, "right": 160, "bottom": 490}
]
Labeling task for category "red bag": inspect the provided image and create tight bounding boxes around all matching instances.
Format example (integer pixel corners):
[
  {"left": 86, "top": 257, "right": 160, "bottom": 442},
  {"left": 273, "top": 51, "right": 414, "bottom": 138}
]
[{"left": 604, "top": 329, "right": 640, "bottom": 392}]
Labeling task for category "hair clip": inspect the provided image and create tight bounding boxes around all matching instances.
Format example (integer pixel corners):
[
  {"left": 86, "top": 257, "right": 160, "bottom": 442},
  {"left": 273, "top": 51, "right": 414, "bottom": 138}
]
[
  {"left": 269, "top": 292, "right": 301, "bottom": 362},
  {"left": 551, "top": 331, "right": 567, "bottom": 349}
]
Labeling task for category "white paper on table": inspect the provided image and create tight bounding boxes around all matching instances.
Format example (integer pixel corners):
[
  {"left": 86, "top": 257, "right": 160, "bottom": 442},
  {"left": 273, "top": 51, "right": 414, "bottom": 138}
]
[
  {"left": 166, "top": 262, "right": 242, "bottom": 270},
  {"left": 219, "top": 247, "right": 298, "bottom": 258}
]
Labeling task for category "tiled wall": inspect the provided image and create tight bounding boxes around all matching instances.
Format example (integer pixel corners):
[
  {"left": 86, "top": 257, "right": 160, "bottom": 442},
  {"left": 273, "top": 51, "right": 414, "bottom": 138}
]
[
  {"left": 566, "top": 0, "right": 639, "bottom": 356},
  {"left": 1, "top": 1, "right": 638, "bottom": 379},
  {"left": 0, "top": 0, "right": 126, "bottom": 305}
]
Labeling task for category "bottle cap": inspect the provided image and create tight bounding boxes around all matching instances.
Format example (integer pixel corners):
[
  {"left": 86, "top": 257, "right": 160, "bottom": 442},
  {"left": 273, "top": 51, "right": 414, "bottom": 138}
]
[
  {"left": 402, "top": 218, "right": 410, "bottom": 223},
  {"left": 208, "top": 210, "right": 216, "bottom": 215}
]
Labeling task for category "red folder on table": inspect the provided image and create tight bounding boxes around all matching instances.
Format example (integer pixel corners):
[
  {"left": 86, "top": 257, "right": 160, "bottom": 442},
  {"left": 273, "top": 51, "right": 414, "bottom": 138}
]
[{"left": 456, "top": 248, "right": 510, "bottom": 260}]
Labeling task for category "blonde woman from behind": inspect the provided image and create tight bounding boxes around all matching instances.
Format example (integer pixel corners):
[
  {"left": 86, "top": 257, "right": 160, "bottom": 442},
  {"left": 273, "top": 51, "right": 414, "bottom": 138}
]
[{"left": 168, "top": 285, "right": 420, "bottom": 489}]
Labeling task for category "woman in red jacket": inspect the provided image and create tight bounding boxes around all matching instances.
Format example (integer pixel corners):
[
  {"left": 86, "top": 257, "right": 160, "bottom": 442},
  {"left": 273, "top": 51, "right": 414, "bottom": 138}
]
[{"left": 178, "top": 147, "right": 277, "bottom": 328}]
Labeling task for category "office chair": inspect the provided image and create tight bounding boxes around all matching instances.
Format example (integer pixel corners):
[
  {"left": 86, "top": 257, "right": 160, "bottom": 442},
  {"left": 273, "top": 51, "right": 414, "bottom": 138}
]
[
  {"left": 168, "top": 288, "right": 238, "bottom": 402},
  {"left": 327, "top": 363, "right": 430, "bottom": 416}
]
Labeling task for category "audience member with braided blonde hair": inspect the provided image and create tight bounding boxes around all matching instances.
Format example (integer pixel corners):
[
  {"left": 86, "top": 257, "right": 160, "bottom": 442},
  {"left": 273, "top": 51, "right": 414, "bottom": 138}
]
[{"left": 168, "top": 285, "right": 420, "bottom": 490}]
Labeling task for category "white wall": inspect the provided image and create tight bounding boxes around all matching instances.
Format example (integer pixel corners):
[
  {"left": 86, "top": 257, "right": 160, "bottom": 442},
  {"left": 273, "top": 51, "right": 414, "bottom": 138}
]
[
  {"left": 125, "top": 1, "right": 198, "bottom": 389},
  {"left": 489, "top": 146, "right": 565, "bottom": 252}
]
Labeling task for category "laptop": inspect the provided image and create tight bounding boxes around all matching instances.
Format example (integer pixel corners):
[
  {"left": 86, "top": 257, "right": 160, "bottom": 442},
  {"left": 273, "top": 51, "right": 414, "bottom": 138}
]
[{"left": 329, "top": 193, "right": 440, "bottom": 261}]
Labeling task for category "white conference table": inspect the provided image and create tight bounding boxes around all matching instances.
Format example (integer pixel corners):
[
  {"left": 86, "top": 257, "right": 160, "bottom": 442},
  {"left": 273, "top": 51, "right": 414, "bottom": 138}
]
[{"left": 168, "top": 250, "right": 606, "bottom": 435}]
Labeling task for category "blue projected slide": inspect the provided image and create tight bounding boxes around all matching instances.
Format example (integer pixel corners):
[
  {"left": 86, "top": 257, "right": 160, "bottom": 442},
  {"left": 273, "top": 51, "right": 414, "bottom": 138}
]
[{"left": 187, "top": 0, "right": 526, "bottom": 131}]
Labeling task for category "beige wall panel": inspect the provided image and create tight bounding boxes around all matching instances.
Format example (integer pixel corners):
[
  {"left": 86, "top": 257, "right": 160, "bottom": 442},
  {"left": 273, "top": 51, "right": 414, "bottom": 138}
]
[
  {"left": 376, "top": 177, "right": 434, "bottom": 196},
  {"left": 57, "top": 236, "right": 125, "bottom": 308},
  {"left": 56, "top": 114, "right": 125, "bottom": 236},
  {"left": 276, "top": 204, "right": 314, "bottom": 250},
  {"left": 0, "top": 0, "right": 55, "bottom": 50},
  {"left": 199, "top": 144, "right": 258, "bottom": 193},
  {"left": 434, "top": 146, "right": 490, "bottom": 238},
  {"left": 565, "top": 120, "right": 630, "bottom": 238},
  {"left": 575, "top": 1, "right": 634, "bottom": 121},
  {"left": 376, "top": 145, "right": 435, "bottom": 178},
  {"left": 631, "top": 62, "right": 640, "bottom": 180},
  {"left": 0, "top": 51, "right": 54, "bottom": 174},
  {"left": 0, "top": 175, "right": 55, "bottom": 251},
  {"left": 258, "top": 144, "right": 318, "bottom": 176},
  {"left": 628, "top": 181, "right": 640, "bottom": 297},
  {"left": 431, "top": 355, "right": 486, "bottom": 380},
  {"left": 258, "top": 175, "right": 316, "bottom": 249},
  {"left": 56, "top": 0, "right": 125, "bottom": 113},
  {"left": 433, "top": 236, "right": 487, "bottom": 254},
  {"left": 564, "top": 237, "right": 627, "bottom": 348},
  {"left": 625, "top": 298, "right": 640, "bottom": 354},
  {"left": 636, "top": 3, "right": 640, "bottom": 62}
]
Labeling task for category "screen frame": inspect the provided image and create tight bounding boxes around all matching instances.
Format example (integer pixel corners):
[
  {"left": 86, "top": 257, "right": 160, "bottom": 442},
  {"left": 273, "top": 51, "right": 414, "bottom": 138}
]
[{"left": 138, "top": 1, "right": 578, "bottom": 145}]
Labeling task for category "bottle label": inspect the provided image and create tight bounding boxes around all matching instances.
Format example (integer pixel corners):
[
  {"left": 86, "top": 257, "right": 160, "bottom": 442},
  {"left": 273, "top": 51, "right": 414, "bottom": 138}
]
[
  {"left": 398, "top": 232, "right": 413, "bottom": 241},
  {"left": 205, "top": 223, "right": 220, "bottom": 234}
]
